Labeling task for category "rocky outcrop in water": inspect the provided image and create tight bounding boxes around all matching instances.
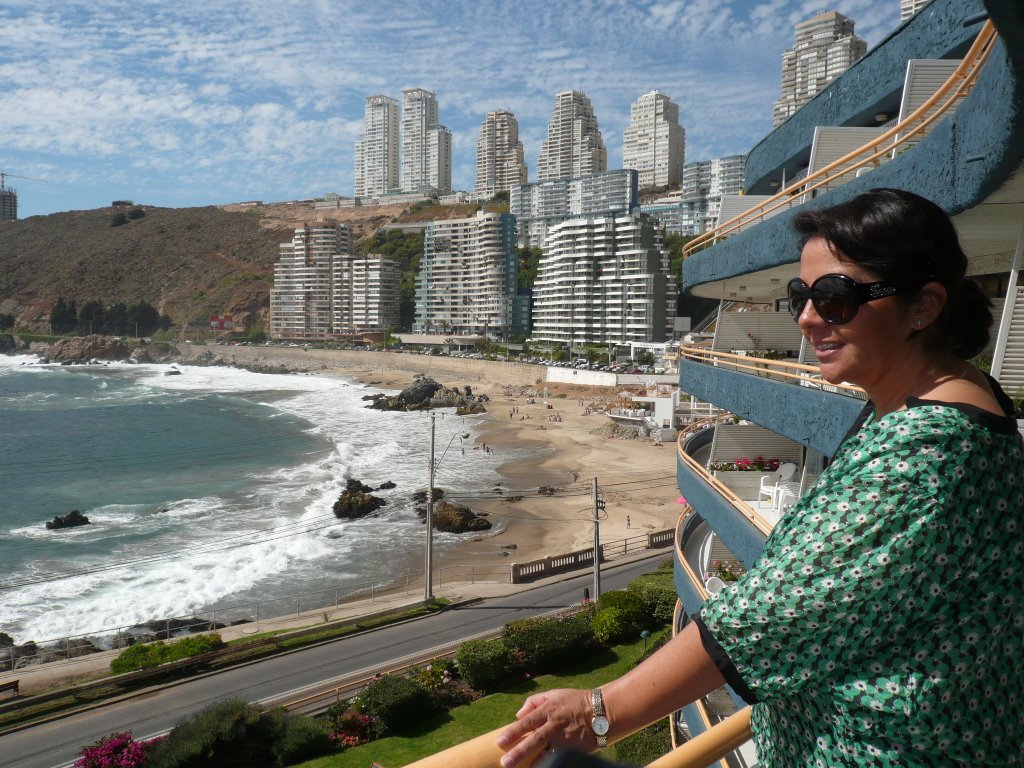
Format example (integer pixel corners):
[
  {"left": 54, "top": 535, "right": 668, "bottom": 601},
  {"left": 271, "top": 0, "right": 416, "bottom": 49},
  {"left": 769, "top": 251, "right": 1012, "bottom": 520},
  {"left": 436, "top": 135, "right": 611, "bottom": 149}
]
[
  {"left": 42, "top": 335, "right": 133, "bottom": 363},
  {"left": 431, "top": 501, "right": 492, "bottom": 533},
  {"left": 363, "top": 375, "right": 489, "bottom": 413},
  {"left": 0, "top": 334, "right": 27, "bottom": 354},
  {"left": 332, "top": 478, "right": 387, "bottom": 520},
  {"left": 45, "top": 509, "right": 91, "bottom": 530}
]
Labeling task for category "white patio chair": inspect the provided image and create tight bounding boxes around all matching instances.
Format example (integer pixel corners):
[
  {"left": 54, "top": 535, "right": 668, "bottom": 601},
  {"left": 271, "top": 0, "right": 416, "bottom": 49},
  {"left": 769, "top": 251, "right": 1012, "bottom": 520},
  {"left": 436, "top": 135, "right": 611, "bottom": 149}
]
[{"left": 757, "top": 462, "right": 798, "bottom": 509}]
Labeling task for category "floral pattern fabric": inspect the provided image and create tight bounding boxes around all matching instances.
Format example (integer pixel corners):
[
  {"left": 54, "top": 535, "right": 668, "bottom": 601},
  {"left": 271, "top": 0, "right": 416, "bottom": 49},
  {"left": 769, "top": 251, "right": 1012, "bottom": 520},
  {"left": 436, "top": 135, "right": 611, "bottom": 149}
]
[{"left": 696, "top": 402, "right": 1024, "bottom": 767}]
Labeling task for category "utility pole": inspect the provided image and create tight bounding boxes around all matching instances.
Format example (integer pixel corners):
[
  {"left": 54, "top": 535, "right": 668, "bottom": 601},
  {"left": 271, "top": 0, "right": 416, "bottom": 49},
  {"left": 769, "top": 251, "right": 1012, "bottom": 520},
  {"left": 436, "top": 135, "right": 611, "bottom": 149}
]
[
  {"left": 425, "top": 414, "right": 436, "bottom": 601},
  {"left": 592, "top": 477, "right": 603, "bottom": 600}
]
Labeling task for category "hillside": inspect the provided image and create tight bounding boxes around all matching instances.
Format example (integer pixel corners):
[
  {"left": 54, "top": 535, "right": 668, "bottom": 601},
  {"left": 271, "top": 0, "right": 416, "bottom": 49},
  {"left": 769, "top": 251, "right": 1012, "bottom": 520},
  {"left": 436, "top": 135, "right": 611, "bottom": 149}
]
[{"left": 0, "top": 200, "right": 428, "bottom": 332}]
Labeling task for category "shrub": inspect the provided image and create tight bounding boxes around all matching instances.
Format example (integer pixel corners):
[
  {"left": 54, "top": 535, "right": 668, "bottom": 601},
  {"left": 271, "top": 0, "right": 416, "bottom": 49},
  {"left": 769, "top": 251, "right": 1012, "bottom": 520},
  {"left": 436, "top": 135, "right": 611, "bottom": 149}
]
[
  {"left": 357, "top": 675, "right": 436, "bottom": 737},
  {"left": 592, "top": 607, "right": 630, "bottom": 644},
  {"left": 147, "top": 698, "right": 282, "bottom": 768},
  {"left": 272, "top": 712, "right": 334, "bottom": 763},
  {"left": 327, "top": 708, "right": 375, "bottom": 749},
  {"left": 627, "top": 569, "right": 678, "bottom": 623},
  {"left": 501, "top": 610, "right": 596, "bottom": 675},
  {"left": 456, "top": 638, "right": 518, "bottom": 693},
  {"left": 75, "top": 731, "right": 162, "bottom": 768},
  {"left": 110, "top": 633, "right": 222, "bottom": 674},
  {"left": 595, "top": 590, "right": 646, "bottom": 635}
]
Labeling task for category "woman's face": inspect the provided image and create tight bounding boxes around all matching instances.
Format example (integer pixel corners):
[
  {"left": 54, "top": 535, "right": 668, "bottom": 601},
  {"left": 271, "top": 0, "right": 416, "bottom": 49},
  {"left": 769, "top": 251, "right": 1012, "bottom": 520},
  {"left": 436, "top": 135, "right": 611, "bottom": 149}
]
[{"left": 796, "top": 236, "right": 915, "bottom": 390}]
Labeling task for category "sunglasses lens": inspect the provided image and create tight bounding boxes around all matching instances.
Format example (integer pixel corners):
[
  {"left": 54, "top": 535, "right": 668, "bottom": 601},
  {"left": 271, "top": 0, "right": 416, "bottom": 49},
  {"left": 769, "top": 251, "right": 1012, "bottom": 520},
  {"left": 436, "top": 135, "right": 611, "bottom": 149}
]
[
  {"left": 787, "top": 279, "right": 810, "bottom": 321},
  {"left": 813, "top": 276, "right": 858, "bottom": 324}
]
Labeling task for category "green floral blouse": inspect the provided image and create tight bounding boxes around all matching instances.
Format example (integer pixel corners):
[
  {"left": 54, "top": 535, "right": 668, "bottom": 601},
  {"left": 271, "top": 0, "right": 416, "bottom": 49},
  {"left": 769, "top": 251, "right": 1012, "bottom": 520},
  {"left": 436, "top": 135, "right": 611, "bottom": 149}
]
[{"left": 695, "top": 399, "right": 1024, "bottom": 766}]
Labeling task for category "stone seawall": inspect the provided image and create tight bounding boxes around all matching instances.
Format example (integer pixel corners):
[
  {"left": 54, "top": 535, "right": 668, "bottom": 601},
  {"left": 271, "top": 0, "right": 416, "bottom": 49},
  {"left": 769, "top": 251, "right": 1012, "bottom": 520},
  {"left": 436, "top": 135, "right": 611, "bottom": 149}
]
[{"left": 174, "top": 345, "right": 546, "bottom": 387}]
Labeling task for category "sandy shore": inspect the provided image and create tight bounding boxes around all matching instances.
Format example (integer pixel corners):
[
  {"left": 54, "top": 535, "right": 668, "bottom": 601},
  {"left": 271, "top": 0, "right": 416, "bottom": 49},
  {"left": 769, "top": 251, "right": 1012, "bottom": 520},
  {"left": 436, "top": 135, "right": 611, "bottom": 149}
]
[{"left": 177, "top": 346, "right": 683, "bottom": 571}]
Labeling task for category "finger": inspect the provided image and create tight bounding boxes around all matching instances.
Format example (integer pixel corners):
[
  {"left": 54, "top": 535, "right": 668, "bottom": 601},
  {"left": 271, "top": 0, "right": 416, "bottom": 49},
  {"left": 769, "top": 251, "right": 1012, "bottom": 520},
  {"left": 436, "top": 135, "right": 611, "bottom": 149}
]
[{"left": 515, "top": 693, "right": 546, "bottom": 719}]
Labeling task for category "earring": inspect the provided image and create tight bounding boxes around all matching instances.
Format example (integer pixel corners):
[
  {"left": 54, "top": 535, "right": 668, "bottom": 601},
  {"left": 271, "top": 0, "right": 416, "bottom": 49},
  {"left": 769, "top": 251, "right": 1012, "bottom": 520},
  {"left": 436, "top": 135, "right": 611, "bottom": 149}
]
[{"left": 914, "top": 320, "right": 923, "bottom": 328}]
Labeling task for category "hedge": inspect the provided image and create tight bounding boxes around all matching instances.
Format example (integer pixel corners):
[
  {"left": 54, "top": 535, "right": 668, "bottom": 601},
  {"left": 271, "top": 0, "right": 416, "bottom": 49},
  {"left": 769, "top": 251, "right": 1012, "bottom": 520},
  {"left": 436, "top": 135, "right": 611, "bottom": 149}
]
[
  {"left": 455, "top": 637, "right": 518, "bottom": 693},
  {"left": 500, "top": 610, "right": 596, "bottom": 675},
  {"left": 110, "top": 633, "right": 223, "bottom": 674},
  {"left": 626, "top": 568, "right": 678, "bottom": 623}
]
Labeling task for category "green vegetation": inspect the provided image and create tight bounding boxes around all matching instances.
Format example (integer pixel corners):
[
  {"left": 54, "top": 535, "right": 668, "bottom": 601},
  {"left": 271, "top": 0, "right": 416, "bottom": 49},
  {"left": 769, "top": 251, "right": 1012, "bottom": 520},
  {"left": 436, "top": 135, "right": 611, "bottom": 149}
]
[
  {"left": 298, "top": 634, "right": 663, "bottom": 768},
  {"left": 0, "top": 313, "right": 14, "bottom": 330},
  {"left": 49, "top": 297, "right": 170, "bottom": 336},
  {"left": 359, "top": 228, "right": 424, "bottom": 330},
  {"left": 517, "top": 246, "right": 541, "bottom": 291},
  {"left": 355, "top": 675, "right": 437, "bottom": 737},
  {"left": 110, "top": 633, "right": 223, "bottom": 674}
]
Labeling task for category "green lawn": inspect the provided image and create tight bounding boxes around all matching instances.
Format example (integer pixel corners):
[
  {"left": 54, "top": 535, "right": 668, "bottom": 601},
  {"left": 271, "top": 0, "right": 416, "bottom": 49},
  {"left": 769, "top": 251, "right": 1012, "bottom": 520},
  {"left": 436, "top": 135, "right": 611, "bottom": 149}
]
[{"left": 297, "top": 633, "right": 665, "bottom": 768}]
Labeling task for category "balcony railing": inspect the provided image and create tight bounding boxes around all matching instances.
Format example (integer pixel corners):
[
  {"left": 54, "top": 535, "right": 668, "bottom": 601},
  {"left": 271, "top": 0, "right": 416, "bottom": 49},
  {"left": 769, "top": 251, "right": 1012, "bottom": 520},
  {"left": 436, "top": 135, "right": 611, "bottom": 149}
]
[
  {"left": 682, "top": 21, "right": 999, "bottom": 259},
  {"left": 681, "top": 346, "right": 866, "bottom": 399}
]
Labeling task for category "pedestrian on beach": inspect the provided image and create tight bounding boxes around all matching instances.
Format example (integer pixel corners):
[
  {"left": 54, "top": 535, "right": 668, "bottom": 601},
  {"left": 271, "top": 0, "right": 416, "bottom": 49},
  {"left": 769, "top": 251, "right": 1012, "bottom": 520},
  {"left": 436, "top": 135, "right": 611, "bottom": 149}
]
[
  {"left": 626, "top": 516, "right": 630, "bottom": 529},
  {"left": 496, "top": 189, "right": 1024, "bottom": 767}
]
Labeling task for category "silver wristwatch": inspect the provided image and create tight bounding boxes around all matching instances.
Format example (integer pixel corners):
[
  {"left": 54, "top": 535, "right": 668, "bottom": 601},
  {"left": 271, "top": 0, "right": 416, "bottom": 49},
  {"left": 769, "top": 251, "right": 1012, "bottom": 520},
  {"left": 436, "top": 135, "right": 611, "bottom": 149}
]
[{"left": 591, "top": 688, "right": 610, "bottom": 747}]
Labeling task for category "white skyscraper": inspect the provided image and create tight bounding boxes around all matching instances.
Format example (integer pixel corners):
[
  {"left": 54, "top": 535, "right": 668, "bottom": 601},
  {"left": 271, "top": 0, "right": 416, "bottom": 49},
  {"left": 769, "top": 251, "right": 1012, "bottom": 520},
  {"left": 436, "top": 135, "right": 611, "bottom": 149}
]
[
  {"left": 772, "top": 11, "right": 867, "bottom": 128},
  {"left": 402, "top": 88, "right": 452, "bottom": 194},
  {"left": 900, "top": 0, "right": 931, "bottom": 21},
  {"left": 475, "top": 109, "right": 527, "bottom": 198},
  {"left": 536, "top": 91, "right": 607, "bottom": 181},
  {"left": 354, "top": 95, "right": 400, "bottom": 198},
  {"left": 271, "top": 224, "right": 350, "bottom": 339},
  {"left": 530, "top": 212, "right": 674, "bottom": 346},
  {"left": 622, "top": 91, "right": 685, "bottom": 189},
  {"left": 336, "top": 254, "right": 402, "bottom": 334}
]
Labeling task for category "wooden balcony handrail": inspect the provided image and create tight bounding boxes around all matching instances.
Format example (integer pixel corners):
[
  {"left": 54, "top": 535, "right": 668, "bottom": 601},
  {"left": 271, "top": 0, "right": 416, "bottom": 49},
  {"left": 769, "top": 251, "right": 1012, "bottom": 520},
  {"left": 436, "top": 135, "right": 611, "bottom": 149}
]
[
  {"left": 649, "top": 708, "right": 753, "bottom": 768},
  {"left": 675, "top": 505, "right": 711, "bottom": 603},
  {"left": 675, "top": 436, "right": 774, "bottom": 538},
  {"left": 682, "top": 21, "right": 998, "bottom": 258},
  {"left": 681, "top": 346, "right": 866, "bottom": 397}
]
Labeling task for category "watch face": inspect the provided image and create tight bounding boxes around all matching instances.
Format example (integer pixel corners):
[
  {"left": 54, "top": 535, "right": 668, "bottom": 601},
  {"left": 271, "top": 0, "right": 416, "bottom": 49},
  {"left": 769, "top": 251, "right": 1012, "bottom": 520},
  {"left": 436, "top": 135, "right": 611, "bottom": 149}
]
[{"left": 592, "top": 715, "right": 610, "bottom": 736}]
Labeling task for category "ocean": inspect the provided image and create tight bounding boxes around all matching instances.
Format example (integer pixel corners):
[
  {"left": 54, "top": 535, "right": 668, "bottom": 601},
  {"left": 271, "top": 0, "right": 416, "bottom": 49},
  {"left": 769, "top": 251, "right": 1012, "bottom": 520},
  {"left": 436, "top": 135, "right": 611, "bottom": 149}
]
[{"left": 0, "top": 355, "right": 510, "bottom": 644}]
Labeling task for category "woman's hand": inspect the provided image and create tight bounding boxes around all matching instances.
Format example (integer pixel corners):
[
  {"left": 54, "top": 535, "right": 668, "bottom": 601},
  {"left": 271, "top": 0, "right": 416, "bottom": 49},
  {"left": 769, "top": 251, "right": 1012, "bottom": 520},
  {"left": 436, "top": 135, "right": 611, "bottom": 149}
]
[{"left": 496, "top": 688, "right": 596, "bottom": 767}]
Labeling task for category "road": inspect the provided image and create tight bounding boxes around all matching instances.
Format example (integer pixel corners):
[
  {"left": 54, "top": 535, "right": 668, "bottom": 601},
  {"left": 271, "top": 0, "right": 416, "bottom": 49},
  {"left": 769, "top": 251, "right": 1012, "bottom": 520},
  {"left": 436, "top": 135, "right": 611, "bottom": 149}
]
[{"left": 0, "top": 558, "right": 662, "bottom": 768}]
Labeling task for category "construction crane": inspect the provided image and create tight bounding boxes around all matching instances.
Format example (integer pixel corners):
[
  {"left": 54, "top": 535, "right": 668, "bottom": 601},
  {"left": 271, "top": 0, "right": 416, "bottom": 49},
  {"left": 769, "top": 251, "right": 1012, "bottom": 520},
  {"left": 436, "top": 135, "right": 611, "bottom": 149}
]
[{"left": 0, "top": 171, "right": 49, "bottom": 190}]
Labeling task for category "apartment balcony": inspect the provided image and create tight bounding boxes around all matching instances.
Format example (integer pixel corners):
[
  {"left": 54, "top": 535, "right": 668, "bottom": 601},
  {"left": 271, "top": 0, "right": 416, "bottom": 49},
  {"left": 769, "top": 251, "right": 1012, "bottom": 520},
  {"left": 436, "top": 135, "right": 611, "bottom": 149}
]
[{"left": 679, "top": 349, "right": 864, "bottom": 458}]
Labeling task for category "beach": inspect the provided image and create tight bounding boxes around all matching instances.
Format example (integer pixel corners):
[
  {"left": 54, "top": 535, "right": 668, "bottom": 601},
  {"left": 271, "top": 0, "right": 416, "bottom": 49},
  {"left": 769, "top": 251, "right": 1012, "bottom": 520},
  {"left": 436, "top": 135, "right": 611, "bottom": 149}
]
[{"left": 175, "top": 345, "right": 682, "bottom": 571}]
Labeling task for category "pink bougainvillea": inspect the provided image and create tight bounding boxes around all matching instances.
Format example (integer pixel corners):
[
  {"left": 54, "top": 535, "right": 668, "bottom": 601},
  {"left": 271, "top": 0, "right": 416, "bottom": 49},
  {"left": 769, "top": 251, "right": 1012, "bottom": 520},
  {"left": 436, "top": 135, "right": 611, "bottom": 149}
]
[{"left": 75, "top": 731, "right": 163, "bottom": 768}]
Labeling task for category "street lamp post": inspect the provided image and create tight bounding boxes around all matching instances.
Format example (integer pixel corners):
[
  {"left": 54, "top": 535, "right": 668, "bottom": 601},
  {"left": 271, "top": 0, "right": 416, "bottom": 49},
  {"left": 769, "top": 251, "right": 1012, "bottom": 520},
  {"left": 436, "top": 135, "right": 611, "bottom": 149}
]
[{"left": 424, "top": 414, "right": 470, "bottom": 601}]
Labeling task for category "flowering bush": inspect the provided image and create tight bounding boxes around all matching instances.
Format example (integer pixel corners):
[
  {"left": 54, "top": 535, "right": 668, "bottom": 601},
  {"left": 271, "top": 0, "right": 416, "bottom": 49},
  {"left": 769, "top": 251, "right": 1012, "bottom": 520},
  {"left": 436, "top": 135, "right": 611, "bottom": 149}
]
[
  {"left": 75, "top": 731, "right": 162, "bottom": 768},
  {"left": 713, "top": 561, "right": 742, "bottom": 582},
  {"left": 709, "top": 456, "right": 781, "bottom": 472},
  {"left": 328, "top": 709, "right": 375, "bottom": 749}
]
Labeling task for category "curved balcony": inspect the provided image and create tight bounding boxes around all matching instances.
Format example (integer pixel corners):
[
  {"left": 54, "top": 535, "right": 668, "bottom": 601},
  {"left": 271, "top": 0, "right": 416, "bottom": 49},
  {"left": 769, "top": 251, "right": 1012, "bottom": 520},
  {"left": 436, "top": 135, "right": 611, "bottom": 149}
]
[
  {"left": 681, "top": 7, "right": 1024, "bottom": 297},
  {"left": 679, "top": 351, "right": 865, "bottom": 459}
]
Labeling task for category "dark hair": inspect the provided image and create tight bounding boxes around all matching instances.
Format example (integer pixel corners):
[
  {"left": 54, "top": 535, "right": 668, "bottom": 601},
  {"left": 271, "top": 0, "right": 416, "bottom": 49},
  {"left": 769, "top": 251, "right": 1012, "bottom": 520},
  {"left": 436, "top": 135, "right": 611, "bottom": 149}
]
[{"left": 792, "top": 188, "right": 991, "bottom": 359}]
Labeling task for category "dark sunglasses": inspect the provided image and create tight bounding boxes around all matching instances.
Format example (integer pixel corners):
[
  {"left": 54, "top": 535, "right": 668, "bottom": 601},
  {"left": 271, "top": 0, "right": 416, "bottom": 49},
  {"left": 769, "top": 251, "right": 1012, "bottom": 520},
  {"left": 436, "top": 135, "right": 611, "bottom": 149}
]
[{"left": 787, "top": 273, "right": 907, "bottom": 325}]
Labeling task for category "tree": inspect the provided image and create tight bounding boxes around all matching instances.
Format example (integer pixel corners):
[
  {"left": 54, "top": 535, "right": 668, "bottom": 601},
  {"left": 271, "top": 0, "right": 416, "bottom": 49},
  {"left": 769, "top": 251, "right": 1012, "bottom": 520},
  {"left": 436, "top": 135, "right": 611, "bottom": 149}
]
[
  {"left": 664, "top": 233, "right": 697, "bottom": 281},
  {"left": 126, "top": 207, "right": 146, "bottom": 220},
  {"left": 0, "top": 313, "right": 14, "bottom": 331},
  {"left": 102, "top": 302, "right": 129, "bottom": 335},
  {"left": 517, "top": 247, "right": 542, "bottom": 291},
  {"left": 127, "top": 300, "right": 161, "bottom": 336},
  {"left": 78, "top": 300, "right": 106, "bottom": 335},
  {"left": 50, "top": 296, "right": 78, "bottom": 334},
  {"left": 636, "top": 349, "right": 655, "bottom": 367},
  {"left": 110, "top": 212, "right": 128, "bottom": 227}
]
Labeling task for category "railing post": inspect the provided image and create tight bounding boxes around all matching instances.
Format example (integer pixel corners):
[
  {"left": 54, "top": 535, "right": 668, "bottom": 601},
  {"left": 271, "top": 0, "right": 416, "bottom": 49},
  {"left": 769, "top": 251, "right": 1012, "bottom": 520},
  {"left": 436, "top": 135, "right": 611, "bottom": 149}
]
[
  {"left": 65, "top": 636, "right": 70, "bottom": 661},
  {"left": 296, "top": 596, "right": 300, "bottom": 617}
]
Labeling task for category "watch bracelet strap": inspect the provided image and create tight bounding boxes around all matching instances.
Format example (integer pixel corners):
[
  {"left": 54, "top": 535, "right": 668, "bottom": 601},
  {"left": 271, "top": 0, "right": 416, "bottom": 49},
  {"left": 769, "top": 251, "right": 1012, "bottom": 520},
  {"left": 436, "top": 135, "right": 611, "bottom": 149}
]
[{"left": 592, "top": 689, "right": 607, "bottom": 746}]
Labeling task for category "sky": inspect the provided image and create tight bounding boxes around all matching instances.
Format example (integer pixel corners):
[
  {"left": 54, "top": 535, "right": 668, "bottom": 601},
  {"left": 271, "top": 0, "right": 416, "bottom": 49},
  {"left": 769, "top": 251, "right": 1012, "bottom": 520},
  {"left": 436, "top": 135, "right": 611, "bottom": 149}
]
[{"left": 1, "top": 0, "right": 902, "bottom": 218}]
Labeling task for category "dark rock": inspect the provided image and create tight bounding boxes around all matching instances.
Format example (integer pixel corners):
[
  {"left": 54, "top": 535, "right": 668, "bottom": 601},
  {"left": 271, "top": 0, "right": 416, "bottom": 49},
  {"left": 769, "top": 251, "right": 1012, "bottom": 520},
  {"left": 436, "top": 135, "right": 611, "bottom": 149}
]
[
  {"left": 505, "top": 495, "right": 524, "bottom": 503},
  {"left": 432, "top": 501, "right": 492, "bottom": 533},
  {"left": 346, "top": 478, "right": 374, "bottom": 494},
  {"left": 0, "top": 632, "right": 12, "bottom": 647},
  {"left": 463, "top": 385, "right": 473, "bottom": 397},
  {"left": 412, "top": 487, "right": 445, "bottom": 504},
  {"left": 377, "top": 480, "right": 397, "bottom": 490},
  {"left": 537, "top": 486, "right": 557, "bottom": 496},
  {"left": 333, "top": 487, "right": 386, "bottom": 520},
  {"left": 500, "top": 544, "right": 518, "bottom": 550},
  {"left": 130, "top": 346, "right": 154, "bottom": 363},
  {"left": 45, "top": 509, "right": 90, "bottom": 530},
  {"left": 456, "top": 402, "right": 487, "bottom": 415},
  {"left": 165, "top": 368, "right": 182, "bottom": 375},
  {"left": 0, "top": 334, "right": 26, "bottom": 354}
]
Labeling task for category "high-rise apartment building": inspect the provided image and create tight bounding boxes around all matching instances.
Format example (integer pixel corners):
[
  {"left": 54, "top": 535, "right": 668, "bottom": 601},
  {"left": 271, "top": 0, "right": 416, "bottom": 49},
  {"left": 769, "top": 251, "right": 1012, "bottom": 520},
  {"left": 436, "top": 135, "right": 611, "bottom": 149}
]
[
  {"left": 402, "top": 88, "right": 452, "bottom": 194},
  {"left": 475, "top": 110, "right": 527, "bottom": 198},
  {"left": 536, "top": 91, "right": 607, "bottom": 181},
  {"left": 354, "top": 95, "right": 400, "bottom": 198},
  {"left": 336, "top": 254, "right": 402, "bottom": 333},
  {"left": 641, "top": 155, "right": 746, "bottom": 236},
  {"left": 530, "top": 212, "right": 674, "bottom": 346},
  {"left": 0, "top": 185, "right": 16, "bottom": 221},
  {"left": 622, "top": 91, "right": 686, "bottom": 189},
  {"left": 413, "top": 211, "right": 525, "bottom": 339},
  {"left": 900, "top": 0, "right": 931, "bottom": 21},
  {"left": 772, "top": 11, "right": 867, "bottom": 128},
  {"left": 271, "top": 224, "right": 350, "bottom": 339},
  {"left": 510, "top": 169, "right": 638, "bottom": 249}
]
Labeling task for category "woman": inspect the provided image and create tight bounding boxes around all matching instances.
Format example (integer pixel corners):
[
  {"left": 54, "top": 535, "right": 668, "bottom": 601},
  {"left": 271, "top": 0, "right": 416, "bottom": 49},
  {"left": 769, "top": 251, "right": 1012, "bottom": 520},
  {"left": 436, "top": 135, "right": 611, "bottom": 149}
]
[{"left": 497, "top": 189, "right": 1024, "bottom": 767}]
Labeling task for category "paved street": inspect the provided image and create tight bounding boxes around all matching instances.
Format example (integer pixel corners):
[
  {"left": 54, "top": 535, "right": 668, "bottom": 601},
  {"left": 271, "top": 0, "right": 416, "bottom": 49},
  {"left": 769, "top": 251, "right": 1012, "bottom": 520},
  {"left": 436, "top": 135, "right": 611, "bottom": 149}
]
[{"left": 0, "top": 557, "right": 662, "bottom": 768}]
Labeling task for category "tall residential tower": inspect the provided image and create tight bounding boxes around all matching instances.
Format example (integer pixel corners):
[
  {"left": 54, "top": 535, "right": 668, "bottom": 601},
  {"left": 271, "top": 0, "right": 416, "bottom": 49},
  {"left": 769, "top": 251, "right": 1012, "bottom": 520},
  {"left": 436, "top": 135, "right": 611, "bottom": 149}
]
[
  {"left": 772, "top": 11, "right": 867, "bottom": 128},
  {"left": 354, "top": 95, "right": 400, "bottom": 198},
  {"left": 401, "top": 88, "right": 452, "bottom": 194},
  {"left": 901, "top": 0, "right": 931, "bottom": 20},
  {"left": 536, "top": 91, "right": 607, "bottom": 181},
  {"left": 622, "top": 91, "right": 685, "bottom": 189},
  {"left": 475, "top": 109, "right": 527, "bottom": 198}
]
